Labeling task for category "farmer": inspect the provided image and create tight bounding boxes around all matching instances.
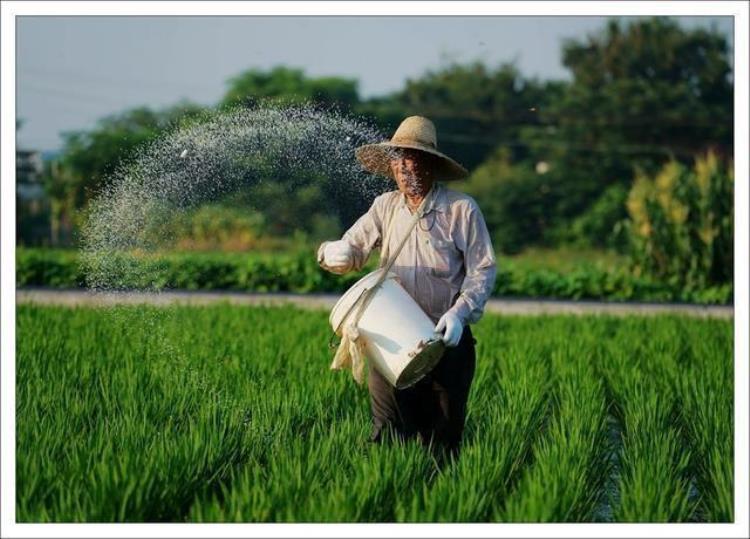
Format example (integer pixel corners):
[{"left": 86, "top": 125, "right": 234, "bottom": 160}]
[{"left": 317, "top": 116, "right": 497, "bottom": 460}]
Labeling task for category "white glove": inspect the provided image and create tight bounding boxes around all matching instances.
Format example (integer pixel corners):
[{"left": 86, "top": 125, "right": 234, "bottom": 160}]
[
  {"left": 323, "top": 240, "right": 354, "bottom": 272},
  {"left": 434, "top": 311, "right": 463, "bottom": 347}
]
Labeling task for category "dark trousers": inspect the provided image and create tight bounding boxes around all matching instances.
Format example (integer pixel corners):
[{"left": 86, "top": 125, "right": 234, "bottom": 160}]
[{"left": 367, "top": 325, "right": 476, "bottom": 460}]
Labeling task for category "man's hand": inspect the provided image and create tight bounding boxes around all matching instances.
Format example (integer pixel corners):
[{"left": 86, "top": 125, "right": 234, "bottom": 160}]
[
  {"left": 323, "top": 240, "right": 354, "bottom": 272},
  {"left": 434, "top": 311, "right": 463, "bottom": 347}
]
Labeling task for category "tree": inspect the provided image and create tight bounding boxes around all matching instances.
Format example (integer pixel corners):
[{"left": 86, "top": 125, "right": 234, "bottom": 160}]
[
  {"left": 534, "top": 17, "right": 732, "bottom": 228},
  {"left": 456, "top": 147, "right": 566, "bottom": 254},
  {"left": 359, "top": 61, "right": 563, "bottom": 171},
  {"left": 48, "top": 102, "right": 207, "bottom": 244},
  {"left": 222, "top": 66, "right": 360, "bottom": 110}
]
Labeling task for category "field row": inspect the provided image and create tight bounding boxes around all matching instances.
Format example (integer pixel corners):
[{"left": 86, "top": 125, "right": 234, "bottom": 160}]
[{"left": 16, "top": 305, "right": 733, "bottom": 522}]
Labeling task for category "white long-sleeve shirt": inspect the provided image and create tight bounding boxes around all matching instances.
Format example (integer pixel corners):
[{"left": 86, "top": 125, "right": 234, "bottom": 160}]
[{"left": 317, "top": 183, "right": 497, "bottom": 325}]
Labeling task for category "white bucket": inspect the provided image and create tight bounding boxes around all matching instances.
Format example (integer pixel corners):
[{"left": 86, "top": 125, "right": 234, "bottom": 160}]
[{"left": 330, "top": 269, "right": 446, "bottom": 389}]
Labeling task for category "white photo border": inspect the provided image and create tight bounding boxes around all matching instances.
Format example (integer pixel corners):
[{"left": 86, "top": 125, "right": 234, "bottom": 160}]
[{"left": 2, "top": 2, "right": 747, "bottom": 538}]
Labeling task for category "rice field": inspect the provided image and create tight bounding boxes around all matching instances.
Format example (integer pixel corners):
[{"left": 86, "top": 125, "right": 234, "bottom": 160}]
[{"left": 15, "top": 304, "right": 733, "bottom": 522}]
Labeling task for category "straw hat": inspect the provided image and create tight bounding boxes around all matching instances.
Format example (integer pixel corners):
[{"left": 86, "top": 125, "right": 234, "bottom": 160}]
[{"left": 355, "top": 116, "right": 468, "bottom": 181}]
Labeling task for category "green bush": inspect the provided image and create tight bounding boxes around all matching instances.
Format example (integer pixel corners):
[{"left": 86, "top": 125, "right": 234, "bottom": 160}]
[
  {"left": 570, "top": 184, "right": 630, "bottom": 251},
  {"left": 16, "top": 248, "right": 731, "bottom": 304},
  {"left": 15, "top": 249, "right": 85, "bottom": 287},
  {"left": 457, "top": 148, "right": 566, "bottom": 254}
]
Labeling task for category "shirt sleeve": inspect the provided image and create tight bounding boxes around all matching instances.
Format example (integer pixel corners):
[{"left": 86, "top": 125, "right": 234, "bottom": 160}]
[
  {"left": 317, "top": 194, "right": 386, "bottom": 274},
  {"left": 449, "top": 202, "right": 497, "bottom": 325}
]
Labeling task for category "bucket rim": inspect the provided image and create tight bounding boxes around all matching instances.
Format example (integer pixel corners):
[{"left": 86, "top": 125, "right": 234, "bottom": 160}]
[
  {"left": 329, "top": 269, "right": 398, "bottom": 333},
  {"left": 394, "top": 338, "right": 445, "bottom": 389}
]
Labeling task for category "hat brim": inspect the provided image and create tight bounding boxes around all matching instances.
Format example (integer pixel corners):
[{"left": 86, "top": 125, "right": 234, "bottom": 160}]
[{"left": 355, "top": 142, "right": 468, "bottom": 182}]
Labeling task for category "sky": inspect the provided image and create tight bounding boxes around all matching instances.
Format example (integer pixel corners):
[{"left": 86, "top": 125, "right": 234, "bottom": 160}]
[{"left": 16, "top": 15, "right": 733, "bottom": 152}]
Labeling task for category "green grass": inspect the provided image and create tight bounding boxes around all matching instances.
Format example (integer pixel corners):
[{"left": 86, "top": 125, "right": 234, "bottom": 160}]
[{"left": 16, "top": 304, "right": 734, "bottom": 522}]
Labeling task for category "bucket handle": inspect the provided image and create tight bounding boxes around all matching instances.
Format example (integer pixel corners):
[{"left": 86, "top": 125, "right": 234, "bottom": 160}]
[
  {"left": 328, "top": 284, "right": 376, "bottom": 350},
  {"left": 327, "top": 189, "right": 433, "bottom": 355}
]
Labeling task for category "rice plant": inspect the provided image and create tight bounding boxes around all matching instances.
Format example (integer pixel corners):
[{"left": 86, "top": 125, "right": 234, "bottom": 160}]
[
  {"left": 498, "top": 327, "right": 612, "bottom": 522},
  {"left": 15, "top": 305, "right": 733, "bottom": 522},
  {"left": 672, "top": 319, "right": 734, "bottom": 522},
  {"left": 595, "top": 319, "right": 696, "bottom": 522}
]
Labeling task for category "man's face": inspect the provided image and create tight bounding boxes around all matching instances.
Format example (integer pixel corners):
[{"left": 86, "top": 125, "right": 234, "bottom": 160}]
[{"left": 388, "top": 149, "right": 434, "bottom": 198}]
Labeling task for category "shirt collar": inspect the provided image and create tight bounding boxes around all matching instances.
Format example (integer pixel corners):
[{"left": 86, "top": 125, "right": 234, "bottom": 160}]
[{"left": 398, "top": 183, "right": 448, "bottom": 215}]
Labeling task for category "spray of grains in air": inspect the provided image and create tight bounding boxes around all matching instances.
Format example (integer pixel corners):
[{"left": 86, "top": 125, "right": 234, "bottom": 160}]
[
  {"left": 77, "top": 104, "right": 386, "bottom": 368},
  {"left": 79, "top": 103, "right": 386, "bottom": 292}
]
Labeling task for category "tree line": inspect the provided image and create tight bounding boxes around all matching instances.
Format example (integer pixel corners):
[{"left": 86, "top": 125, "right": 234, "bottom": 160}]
[{"left": 22, "top": 17, "right": 733, "bottom": 281}]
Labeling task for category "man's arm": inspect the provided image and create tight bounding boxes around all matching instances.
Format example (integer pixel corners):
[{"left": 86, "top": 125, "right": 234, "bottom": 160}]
[
  {"left": 448, "top": 202, "right": 498, "bottom": 325},
  {"left": 317, "top": 194, "right": 387, "bottom": 274}
]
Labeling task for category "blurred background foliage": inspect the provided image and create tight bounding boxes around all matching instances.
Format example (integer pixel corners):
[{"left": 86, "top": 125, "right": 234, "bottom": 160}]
[
  {"left": 625, "top": 151, "right": 733, "bottom": 290},
  {"left": 17, "top": 18, "right": 734, "bottom": 300}
]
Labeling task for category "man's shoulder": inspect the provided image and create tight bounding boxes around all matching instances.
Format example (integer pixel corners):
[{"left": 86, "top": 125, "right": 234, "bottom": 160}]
[
  {"left": 362, "top": 190, "right": 400, "bottom": 220},
  {"left": 441, "top": 185, "right": 480, "bottom": 212},
  {"left": 372, "top": 190, "right": 401, "bottom": 208}
]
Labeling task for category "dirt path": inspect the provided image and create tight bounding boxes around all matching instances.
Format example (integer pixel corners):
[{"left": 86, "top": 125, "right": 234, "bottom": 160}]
[{"left": 16, "top": 288, "right": 733, "bottom": 319}]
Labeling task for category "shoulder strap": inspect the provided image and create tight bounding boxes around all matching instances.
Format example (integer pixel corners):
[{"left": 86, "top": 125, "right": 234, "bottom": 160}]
[
  {"left": 379, "top": 203, "right": 422, "bottom": 274},
  {"left": 330, "top": 188, "right": 432, "bottom": 344},
  {"left": 379, "top": 186, "right": 435, "bottom": 271}
]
